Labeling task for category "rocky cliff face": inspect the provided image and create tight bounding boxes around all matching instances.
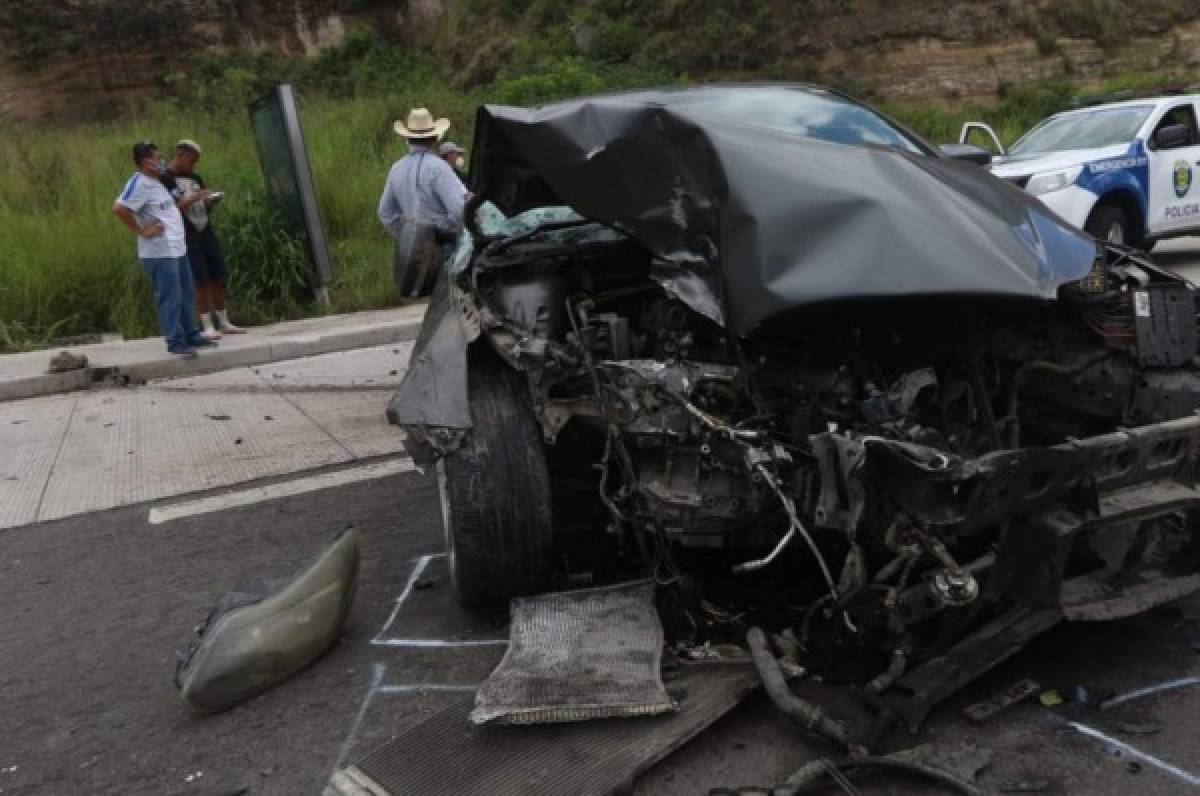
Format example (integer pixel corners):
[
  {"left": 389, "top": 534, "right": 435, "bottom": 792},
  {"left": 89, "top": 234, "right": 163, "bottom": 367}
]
[
  {"left": 0, "top": 0, "right": 443, "bottom": 120},
  {"left": 2, "top": 0, "right": 1199, "bottom": 122}
]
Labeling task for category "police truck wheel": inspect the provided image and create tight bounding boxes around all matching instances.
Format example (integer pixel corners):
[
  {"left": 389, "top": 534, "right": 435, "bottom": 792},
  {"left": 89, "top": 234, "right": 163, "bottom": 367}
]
[
  {"left": 437, "top": 347, "right": 555, "bottom": 612},
  {"left": 1085, "top": 204, "right": 1128, "bottom": 245}
]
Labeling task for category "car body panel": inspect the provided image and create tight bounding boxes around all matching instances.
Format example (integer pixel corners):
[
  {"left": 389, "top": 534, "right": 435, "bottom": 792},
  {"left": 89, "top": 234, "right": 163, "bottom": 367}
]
[{"left": 472, "top": 86, "right": 1098, "bottom": 337}]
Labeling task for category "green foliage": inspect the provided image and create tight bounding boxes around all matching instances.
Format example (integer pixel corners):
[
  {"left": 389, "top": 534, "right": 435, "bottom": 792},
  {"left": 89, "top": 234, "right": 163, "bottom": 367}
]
[
  {"left": 492, "top": 57, "right": 608, "bottom": 105},
  {"left": 1035, "top": 32, "right": 1059, "bottom": 56}
]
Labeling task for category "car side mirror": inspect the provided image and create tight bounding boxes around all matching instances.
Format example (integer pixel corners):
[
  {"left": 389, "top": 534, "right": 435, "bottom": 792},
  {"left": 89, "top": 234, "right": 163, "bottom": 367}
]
[
  {"left": 939, "top": 143, "right": 993, "bottom": 166},
  {"left": 1154, "top": 123, "right": 1191, "bottom": 150}
]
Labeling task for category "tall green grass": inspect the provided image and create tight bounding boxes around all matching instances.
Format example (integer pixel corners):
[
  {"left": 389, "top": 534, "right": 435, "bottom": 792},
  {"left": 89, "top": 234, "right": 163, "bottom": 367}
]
[{"left": 0, "top": 92, "right": 477, "bottom": 349}]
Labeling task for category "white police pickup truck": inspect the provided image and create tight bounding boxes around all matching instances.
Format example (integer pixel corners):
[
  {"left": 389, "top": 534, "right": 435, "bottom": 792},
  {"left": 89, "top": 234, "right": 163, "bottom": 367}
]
[{"left": 962, "top": 95, "right": 1200, "bottom": 249}]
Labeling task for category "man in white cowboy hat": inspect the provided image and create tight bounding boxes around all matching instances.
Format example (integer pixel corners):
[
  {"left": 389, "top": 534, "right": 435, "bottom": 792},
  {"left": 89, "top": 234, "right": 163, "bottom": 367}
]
[{"left": 378, "top": 107, "right": 468, "bottom": 297}]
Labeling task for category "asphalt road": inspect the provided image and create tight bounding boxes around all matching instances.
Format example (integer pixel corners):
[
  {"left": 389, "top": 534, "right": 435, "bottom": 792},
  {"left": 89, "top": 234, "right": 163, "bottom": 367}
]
[
  {"left": 3, "top": 457, "right": 1200, "bottom": 796},
  {"left": 5, "top": 240, "right": 1200, "bottom": 796}
]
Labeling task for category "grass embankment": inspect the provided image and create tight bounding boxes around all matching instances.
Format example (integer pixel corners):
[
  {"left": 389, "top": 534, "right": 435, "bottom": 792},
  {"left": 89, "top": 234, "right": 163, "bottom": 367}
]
[
  {"left": 0, "top": 25, "right": 1192, "bottom": 350},
  {"left": 0, "top": 92, "right": 471, "bottom": 349}
]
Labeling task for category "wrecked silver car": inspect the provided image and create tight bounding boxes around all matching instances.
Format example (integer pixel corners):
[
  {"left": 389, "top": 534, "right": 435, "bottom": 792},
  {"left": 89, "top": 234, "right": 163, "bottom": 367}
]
[{"left": 387, "top": 85, "right": 1200, "bottom": 742}]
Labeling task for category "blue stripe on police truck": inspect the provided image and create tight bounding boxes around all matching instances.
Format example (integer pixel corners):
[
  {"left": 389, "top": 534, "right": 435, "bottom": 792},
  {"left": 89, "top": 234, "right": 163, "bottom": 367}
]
[{"left": 1076, "top": 140, "right": 1150, "bottom": 221}]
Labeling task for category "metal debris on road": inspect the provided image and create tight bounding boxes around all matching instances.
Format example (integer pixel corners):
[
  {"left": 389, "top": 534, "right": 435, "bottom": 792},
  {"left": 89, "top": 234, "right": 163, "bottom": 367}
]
[
  {"left": 470, "top": 580, "right": 674, "bottom": 725},
  {"left": 963, "top": 678, "right": 1040, "bottom": 723}
]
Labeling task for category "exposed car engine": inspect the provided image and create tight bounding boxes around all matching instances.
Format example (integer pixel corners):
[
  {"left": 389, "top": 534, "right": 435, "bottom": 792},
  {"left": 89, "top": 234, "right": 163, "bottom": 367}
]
[{"left": 440, "top": 220, "right": 1200, "bottom": 739}]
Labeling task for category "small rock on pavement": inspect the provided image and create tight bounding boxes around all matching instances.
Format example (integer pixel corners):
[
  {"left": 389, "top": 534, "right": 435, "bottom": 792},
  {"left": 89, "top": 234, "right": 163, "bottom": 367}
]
[{"left": 46, "top": 351, "right": 88, "bottom": 373}]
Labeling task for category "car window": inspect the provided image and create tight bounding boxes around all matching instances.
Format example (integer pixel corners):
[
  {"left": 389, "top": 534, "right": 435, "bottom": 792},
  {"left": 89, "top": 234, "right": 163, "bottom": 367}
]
[
  {"left": 663, "top": 87, "right": 927, "bottom": 155},
  {"left": 1152, "top": 103, "right": 1199, "bottom": 147},
  {"left": 1008, "top": 105, "right": 1154, "bottom": 155}
]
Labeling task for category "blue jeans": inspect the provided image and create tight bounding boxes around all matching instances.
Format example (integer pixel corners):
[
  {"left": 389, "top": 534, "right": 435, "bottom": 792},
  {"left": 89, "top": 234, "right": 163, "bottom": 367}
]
[{"left": 140, "top": 255, "right": 197, "bottom": 349}]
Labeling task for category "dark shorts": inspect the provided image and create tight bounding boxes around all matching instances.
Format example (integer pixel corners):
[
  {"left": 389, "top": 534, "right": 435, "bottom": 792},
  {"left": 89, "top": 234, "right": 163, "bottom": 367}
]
[{"left": 187, "top": 231, "right": 227, "bottom": 287}]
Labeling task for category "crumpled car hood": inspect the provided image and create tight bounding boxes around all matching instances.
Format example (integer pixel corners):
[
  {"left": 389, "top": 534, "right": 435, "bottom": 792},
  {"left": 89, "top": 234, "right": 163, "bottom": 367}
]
[{"left": 471, "top": 89, "right": 1099, "bottom": 335}]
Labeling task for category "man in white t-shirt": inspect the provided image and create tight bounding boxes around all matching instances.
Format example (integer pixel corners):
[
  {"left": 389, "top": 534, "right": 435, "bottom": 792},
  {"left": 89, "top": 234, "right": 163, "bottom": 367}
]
[{"left": 112, "top": 141, "right": 214, "bottom": 358}]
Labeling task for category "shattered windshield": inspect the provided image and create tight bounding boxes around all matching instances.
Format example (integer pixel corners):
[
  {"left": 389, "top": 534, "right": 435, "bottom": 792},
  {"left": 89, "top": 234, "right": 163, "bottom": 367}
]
[
  {"left": 1009, "top": 105, "right": 1152, "bottom": 155},
  {"left": 662, "top": 86, "right": 927, "bottom": 154}
]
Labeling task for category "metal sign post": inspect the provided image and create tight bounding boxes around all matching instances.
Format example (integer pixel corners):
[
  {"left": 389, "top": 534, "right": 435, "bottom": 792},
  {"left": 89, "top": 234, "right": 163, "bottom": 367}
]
[{"left": 250, "top": 84, "right": 333, "bottom": 303}]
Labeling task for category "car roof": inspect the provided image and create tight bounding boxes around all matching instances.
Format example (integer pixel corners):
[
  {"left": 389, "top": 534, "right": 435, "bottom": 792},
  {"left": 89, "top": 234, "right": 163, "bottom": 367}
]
[{"left": 1052, "top": 94, "right": 1199, "bottom": 117}]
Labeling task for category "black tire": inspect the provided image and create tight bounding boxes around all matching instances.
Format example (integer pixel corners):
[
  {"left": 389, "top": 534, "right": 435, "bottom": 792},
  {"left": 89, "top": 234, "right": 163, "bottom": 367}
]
[
  {"left": 1084, "top": 203, "right": 1130, "bottom": 246},
  {"left": 438, "top": 347, "right": 554, "bottom": 612}
]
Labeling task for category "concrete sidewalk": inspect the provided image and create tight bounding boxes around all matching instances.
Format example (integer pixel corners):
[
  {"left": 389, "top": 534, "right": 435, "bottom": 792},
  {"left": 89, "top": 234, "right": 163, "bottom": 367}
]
[
  {"left": 0, "top": 305, "right": 426, "bottom": 402},
  {"left": 0, "top": 343, "right": 416, "bottom": 531}
]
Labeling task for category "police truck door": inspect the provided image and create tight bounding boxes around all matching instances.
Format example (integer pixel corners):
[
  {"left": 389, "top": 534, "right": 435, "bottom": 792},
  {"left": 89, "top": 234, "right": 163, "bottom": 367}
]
[{"left": 1146, "top": 101, "right": 1200, "bottom": 237}]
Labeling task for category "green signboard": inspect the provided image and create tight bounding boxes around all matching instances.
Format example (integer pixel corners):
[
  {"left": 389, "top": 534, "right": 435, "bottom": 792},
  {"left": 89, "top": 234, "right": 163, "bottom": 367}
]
[{"left": 250, "top": 84, "right": 333, "bottom": 292}]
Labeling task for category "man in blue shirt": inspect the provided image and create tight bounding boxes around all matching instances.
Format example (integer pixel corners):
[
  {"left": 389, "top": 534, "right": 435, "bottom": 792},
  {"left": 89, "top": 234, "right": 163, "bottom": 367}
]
[
  {"left": 378, "top": 107, "right": 468, "bottom": 297},
  {"left": 112, "top": 141, "right": 215, "bottom": 359}
]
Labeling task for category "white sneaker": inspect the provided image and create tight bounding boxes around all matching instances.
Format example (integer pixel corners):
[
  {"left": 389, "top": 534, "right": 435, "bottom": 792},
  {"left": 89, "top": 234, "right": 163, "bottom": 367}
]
[
  {"left": 217, "top": 316, "right": 246, "bottom": 334},
  {"left": 199, "top": 328, "right": 222, "bottom": 341}
]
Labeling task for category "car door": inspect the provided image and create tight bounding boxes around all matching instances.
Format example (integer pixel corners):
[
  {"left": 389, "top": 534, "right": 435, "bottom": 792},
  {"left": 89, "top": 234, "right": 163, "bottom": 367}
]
[{"left": 1146, "top": 101, "right": 1200, "bottom": 236}]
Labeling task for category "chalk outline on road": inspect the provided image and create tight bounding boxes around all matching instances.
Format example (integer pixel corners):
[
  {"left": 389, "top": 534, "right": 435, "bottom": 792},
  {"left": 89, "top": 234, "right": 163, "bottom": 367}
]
[
  {"left": 1069, "top": 720, "right": 1200, "bottom": 787},
  {"left": 371, "top": 553, "right": 509, "bottom": 648},
  {"left": 336, "top": 551, "right": 496, "bottom": 778},
  {"left": 147, "top": 457, "right": 416, "bottom": 524}
]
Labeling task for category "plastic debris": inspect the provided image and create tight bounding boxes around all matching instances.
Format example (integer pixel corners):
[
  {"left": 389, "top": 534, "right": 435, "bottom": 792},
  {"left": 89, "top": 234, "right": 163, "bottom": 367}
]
[
  {"left": 185, "top": 771, "right": 204, "bottom": 783},
  {"left": 1039, "top": 690, "right": 1064, "bottom": 707}
]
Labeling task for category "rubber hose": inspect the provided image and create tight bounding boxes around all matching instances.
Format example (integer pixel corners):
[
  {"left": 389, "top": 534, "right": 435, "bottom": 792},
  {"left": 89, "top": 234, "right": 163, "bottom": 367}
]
[{"left": 746, "top": 627, "right": 849, "bottom": 749}]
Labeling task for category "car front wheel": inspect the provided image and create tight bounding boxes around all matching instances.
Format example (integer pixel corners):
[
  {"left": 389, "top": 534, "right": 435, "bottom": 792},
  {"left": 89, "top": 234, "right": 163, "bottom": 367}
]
[
  {"left": 1084, "top": 203, "right": 1129, "bottom": 245},
  {"left": 437, "top": 348, "right": 555, "bottom": 612}
]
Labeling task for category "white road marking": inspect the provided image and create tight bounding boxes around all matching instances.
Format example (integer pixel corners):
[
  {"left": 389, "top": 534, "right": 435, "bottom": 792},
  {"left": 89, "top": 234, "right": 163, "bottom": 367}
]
[
  {"left": 372, "top": 638, "right": 508, "bottom": 648},
  {"left": 148, "top": 458, "right": 416, "bottom": 524},
  {"left": 1069, "top": 721, "right": 1200, "bottom": 786},
  {"left": 1101, "top": 676, "right": 1200, "bottom": 710},
  {"left": 378, "top": 683, "right": 480, "bottom": 694}
]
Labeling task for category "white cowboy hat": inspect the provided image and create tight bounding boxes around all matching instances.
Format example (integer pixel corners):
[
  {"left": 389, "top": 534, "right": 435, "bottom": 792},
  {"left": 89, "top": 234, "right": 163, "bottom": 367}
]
[{"left": 393, "top": 107, "right": 451, "bottom": 139}]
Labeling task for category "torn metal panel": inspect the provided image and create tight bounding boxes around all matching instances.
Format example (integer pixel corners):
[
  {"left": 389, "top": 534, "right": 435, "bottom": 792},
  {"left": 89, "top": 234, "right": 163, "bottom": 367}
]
[{"left": 386, "top": 272, "right": 472, "bottom": 431}]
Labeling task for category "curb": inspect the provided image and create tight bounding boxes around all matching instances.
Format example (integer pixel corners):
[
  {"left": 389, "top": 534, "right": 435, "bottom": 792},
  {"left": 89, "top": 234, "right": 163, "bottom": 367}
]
[{"left": 0, "top": 319, "right": 423, "bottom": 403}]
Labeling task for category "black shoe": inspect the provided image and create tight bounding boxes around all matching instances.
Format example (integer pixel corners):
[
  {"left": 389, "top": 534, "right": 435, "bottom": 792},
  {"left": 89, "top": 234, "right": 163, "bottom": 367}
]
[
  {"left": 168, "top": 345, "right": 198, "bottom": 360},
  {"left": 188, "top": 336, "right": 218, "bottom": 348}
]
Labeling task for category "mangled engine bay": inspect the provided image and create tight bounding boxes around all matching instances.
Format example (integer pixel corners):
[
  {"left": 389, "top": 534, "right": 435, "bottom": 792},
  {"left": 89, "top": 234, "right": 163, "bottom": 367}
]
[
  {"left": 417, "top": 220, "right": 1200, "bottom": 741},
  {"left": 389, "top": 90, "right": 1200, "bottom": 748}
]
